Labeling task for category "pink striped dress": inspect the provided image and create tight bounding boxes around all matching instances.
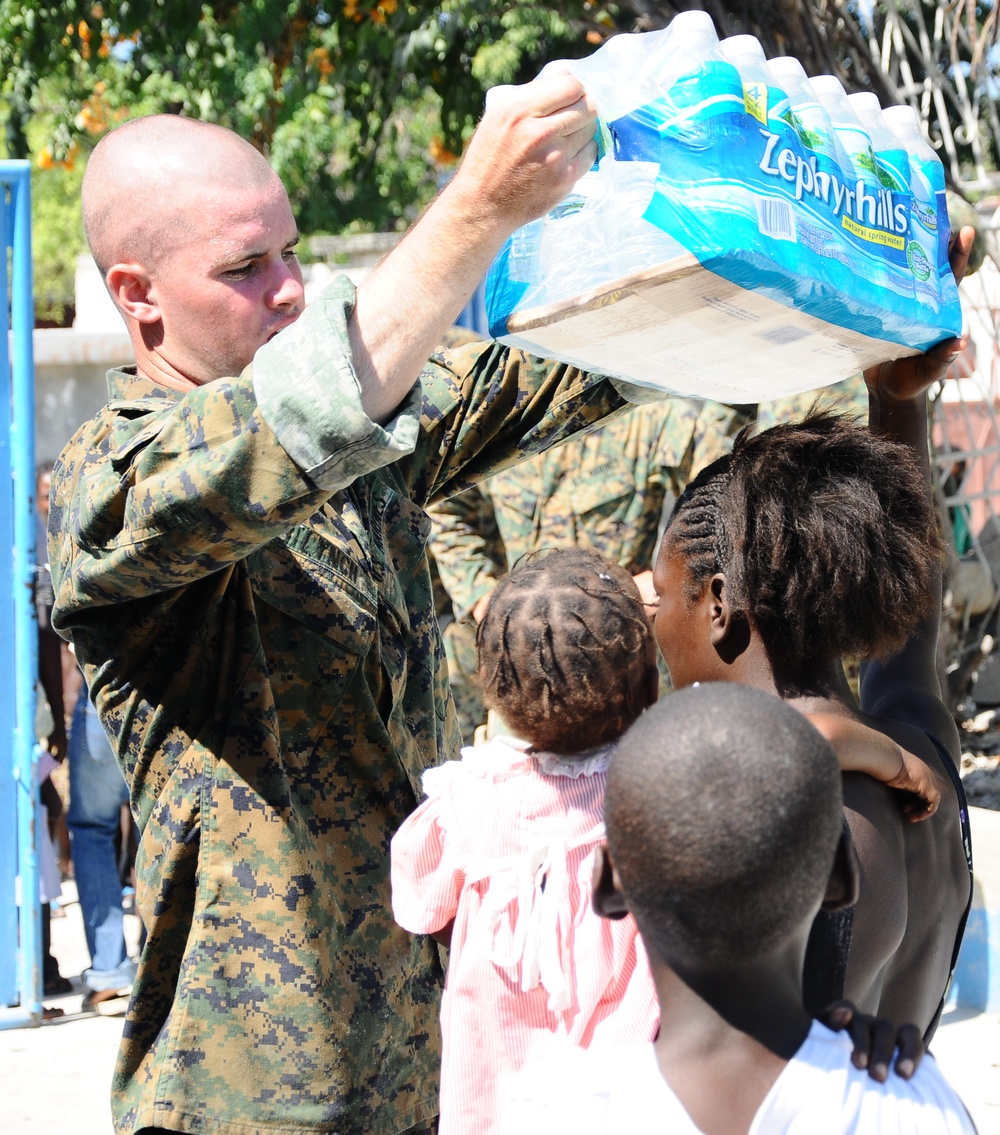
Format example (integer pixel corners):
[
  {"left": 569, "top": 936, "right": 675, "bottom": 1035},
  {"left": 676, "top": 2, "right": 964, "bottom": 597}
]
[{"left": 390, "top": 736, "right": 659, "bottom": 1134}]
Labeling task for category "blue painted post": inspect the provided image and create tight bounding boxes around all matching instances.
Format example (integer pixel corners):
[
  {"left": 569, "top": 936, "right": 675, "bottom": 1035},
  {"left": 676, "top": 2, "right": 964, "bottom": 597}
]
[
  {"left": 0, "top": 160, "right": 40, "bottom": 1029},
  {"left": 951, "top": 807, "right": 1000, "bottom": 1015}
]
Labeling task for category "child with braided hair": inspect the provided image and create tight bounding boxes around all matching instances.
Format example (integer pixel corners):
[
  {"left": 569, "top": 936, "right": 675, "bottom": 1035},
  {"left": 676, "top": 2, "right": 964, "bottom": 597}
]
[
  {"left": 390, "top": 547, "right": 943, "bottom": 1134},
  {"left": 649, "top": 305, "right": 974, "bottom": 1038},
  {"left": 391, "top": 547, "right": 660, "bottom": 1135}
]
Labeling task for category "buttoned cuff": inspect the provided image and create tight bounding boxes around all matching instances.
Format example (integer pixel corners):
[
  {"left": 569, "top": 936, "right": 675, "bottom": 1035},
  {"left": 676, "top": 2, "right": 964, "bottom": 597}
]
[{"left": 253, "top": 276, "right": 422, "bottom": 492}]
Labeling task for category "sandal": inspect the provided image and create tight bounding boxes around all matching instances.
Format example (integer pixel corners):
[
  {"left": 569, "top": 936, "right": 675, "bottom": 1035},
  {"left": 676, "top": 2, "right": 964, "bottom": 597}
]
[{"left": 81, "top": 986, "right": 132, "bottom": 1016}]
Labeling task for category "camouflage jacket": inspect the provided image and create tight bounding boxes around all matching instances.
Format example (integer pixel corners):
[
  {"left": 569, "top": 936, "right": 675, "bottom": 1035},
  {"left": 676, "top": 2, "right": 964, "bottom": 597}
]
[
  {"left": 755, "top": 373, "right": 869, "bottom": 430},
  {"left": 48, "top": 278, "right": 653, "bottom": 1135},
  {"left": 427, "top": 398, "right": 739, "bottom": 619}
]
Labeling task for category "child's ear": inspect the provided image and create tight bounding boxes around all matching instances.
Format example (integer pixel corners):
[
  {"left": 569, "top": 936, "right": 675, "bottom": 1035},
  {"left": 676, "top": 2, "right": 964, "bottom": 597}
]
[
  {"left": 592, "top": 844, "right": 630, "bottom": 921},
  {"left": 821, "top": 826, "right": 861, "bottom": 912},
  {"left": 708, "top": 573, "right": 751, "bottom": 663}
]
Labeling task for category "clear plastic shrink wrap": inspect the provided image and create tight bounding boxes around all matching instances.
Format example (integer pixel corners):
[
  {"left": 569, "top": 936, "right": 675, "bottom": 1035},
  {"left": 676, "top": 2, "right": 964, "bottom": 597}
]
[{"left": 485, "top": 12, "right": 963, "bottom": 403}]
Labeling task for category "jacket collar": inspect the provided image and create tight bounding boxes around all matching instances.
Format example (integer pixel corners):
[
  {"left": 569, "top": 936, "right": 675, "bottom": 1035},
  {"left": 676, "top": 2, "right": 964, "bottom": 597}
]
[{"left": 106, "top": 365, "right": 186, "bottom": 410}]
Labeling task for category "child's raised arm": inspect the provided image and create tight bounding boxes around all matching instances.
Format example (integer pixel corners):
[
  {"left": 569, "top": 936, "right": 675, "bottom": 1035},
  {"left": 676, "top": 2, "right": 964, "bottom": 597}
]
[
  {"left": 807, "top": 711, "right": 947, "bottom": 821},
  {"left": 858, "top": 226, "right": 975, "bottom": 765}
]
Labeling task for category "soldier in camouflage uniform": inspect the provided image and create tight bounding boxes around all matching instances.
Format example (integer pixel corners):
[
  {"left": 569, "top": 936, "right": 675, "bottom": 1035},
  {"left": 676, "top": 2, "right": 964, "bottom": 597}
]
[
  {"left": 755, "top": 373, "right": 870, "bottom": 430},
  {"left": 422, "top": 327, "right": 509, "bottom": 742},
  {"left": 45, "top": 91, "right": 666, "bottom": 1135},
  {"left": 427, "top": 488, "right": 506, "bottom": 742},
  {"left": 427, "top": 397, "right": 744, "bottom": 736}
]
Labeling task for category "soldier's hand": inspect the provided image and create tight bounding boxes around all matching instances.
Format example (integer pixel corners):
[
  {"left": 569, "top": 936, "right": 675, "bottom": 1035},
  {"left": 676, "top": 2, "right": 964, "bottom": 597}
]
[
  {"left": 864, "top": 225, "right": 974, "bottom": 404},
  {"left": 632, "top": 570, "right": 658, "bottom": 618},
  {"left": 448, "top": 73, "right": 597, "bottom": 234},
  {"left": 472, "top": 589, "right": 495, "bottom": 625}
]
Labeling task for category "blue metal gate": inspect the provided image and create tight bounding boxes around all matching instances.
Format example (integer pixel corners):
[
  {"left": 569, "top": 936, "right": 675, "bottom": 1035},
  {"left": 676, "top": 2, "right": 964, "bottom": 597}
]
[{"left": 0, "top": 160, "right": 41, "bottom": 1028}]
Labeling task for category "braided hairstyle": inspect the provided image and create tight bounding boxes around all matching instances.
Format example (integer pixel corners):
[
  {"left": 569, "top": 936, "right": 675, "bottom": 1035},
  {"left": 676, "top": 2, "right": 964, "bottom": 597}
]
[
  {"left": 476, "top": 548, "right": 654, "bottom": 756},
  {"left": 665, "top": 412, "right": 944, "bottom": 668}
]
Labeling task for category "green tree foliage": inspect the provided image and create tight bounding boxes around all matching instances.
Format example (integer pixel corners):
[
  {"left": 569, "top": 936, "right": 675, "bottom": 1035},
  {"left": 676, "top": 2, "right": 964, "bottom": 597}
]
[
  {"left": 0, "top": 1, "right": 625, "bottom": 233},
  {"left": 5, "top": 2, "right": 999, "bottom": 198},
  {"left": 31, "top": 158, "right": 86, "bottom": 326},
  {"left": 3, "top": 1, "right": 997, "bottom": 321},
  {"left": 0, "top": 80, "right": 88, "bottom": 324}
]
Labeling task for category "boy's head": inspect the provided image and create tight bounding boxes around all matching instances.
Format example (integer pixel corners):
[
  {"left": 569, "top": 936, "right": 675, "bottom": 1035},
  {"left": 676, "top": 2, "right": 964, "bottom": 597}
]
[
  {"left": 476, "top": 547, "right": 657, "bottom": 755},
  {"left": 596, "top": 683, "right": 855, "bottom": 972}
]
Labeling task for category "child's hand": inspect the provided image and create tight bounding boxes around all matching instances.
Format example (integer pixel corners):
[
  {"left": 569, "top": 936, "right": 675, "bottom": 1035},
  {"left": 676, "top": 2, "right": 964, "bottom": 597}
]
[
  {"left": 819, "top": 1000, "right": 924, "bottom": 1082},
  {"left": 863, "top": 225, "right": 974, "bottom": 404},
  {"left": 883, "top": 747, "right": 948, "bottom": 823}
]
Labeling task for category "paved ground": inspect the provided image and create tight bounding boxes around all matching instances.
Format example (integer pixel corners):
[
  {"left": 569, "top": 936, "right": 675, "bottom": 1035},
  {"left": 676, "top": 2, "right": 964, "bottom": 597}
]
[
  {"left": 2, "top": 858, "right": 998, "bottom": 1134},
  {"left": 2, "top": 879, "right": 141, "bottom": 1135}
]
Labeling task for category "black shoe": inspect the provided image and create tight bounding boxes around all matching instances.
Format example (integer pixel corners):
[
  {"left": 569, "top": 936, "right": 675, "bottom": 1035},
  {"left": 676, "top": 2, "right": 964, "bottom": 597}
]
[{"left": 44, "top": 975, "right": 73, "bottom": 996}]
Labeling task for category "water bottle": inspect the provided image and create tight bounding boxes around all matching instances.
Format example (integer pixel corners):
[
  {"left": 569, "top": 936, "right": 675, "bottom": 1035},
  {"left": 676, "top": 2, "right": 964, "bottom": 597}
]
[
  {"left": 767, "top": 57, "right": 841, "bottom": 165},
  {"left": 807, "top": 76, "right": 879, "bottom": 190},
  {"left": 651, "top": 11, "right": 744, "bottom": 152},
  {"left": 847, "top": 92, "right": 911, "bottom": 195},
  {"left": 719, "top": 34, "right": 790, "bottom": 129},
  {"left": 882, "top": 104, "right": 949, "bottom": 290},
  {"left": 845, "top": 91, "right": 915, "bottom": 300}
]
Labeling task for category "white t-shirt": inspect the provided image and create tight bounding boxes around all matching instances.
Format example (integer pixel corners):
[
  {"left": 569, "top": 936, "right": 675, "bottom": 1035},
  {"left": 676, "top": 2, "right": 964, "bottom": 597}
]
[{"left": 508, "top": 1020, "right": 977, "bottom": 1134}]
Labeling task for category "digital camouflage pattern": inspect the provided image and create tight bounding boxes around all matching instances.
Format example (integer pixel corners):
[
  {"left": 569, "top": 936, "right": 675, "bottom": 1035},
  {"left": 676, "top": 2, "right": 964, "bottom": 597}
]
[
  {"left": 427, "top": 398, "right": 742, "bottom": 619},
  {"left": 755, "top": 373, "right": 869, "bottom": 430},
  {"left": 440, "top": 617, "right": 488, "bottom": 745},
  {"left": 424, "top": 489, "right": 504, "bottom": 744},
  {"left": 427, "top": 398, "right": 744, "bottom": 730},
  {"left": 48, "top": 278, "right": 653, "bottom": 1135}
]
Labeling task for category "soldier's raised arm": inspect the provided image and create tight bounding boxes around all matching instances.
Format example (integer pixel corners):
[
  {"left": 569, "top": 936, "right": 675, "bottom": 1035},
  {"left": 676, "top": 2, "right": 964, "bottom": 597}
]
[{"left": 350, "top": 74, "right": 597, "bottom": 424}]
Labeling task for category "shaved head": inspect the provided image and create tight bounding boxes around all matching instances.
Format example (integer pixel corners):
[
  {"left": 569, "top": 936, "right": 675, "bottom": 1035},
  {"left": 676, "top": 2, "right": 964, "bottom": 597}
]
[
  {"left": 82, "top": 115, "right": 282, "bottom": 275},
  {"left": 605, "top": 683, "right": 844, "bottom": 966},
  {"left": 80, "top": 114, "right": 304, "bottom": 387}
]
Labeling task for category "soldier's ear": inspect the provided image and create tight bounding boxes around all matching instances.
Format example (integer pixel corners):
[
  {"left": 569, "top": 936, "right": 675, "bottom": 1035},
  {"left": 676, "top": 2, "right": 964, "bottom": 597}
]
[{"left": 106, "top": 262, "right": 160, "bottom": 324}]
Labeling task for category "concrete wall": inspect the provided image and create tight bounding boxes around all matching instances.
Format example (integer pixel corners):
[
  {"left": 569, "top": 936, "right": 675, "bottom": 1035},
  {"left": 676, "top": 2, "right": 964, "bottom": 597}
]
[{"left": 34, "top": 329, "right": 131, "bottom": 466}]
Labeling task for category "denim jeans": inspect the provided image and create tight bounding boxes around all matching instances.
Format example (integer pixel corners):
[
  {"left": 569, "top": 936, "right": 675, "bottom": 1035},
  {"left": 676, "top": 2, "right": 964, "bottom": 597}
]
[{"left": 67, "top": 687, "right": 135, "bottom": 991}]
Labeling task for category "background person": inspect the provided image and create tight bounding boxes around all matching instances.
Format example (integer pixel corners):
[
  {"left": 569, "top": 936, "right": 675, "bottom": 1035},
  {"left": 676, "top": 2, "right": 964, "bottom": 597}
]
[
  {"left": 66, "top": 680, "right": 136, "bottom": 1013},
  {"left": 647, "top": 250, "right": 976, "bottom": 1037}
]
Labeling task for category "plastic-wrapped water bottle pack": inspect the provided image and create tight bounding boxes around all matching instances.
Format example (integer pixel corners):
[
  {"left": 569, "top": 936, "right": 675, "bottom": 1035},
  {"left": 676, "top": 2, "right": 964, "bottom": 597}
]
[{"left": 485, "top": 13, "right": 963, "bottom": 403}]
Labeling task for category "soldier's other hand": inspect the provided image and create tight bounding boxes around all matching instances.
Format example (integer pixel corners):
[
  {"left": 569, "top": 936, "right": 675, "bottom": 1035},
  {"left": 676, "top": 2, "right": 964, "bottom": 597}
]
[
  {"left": 472, "top": 590, "right": 494, "bottom": 625},
  {"left": 819, "top": 1000, "right": 923, "bottom": 1082},
  {"left": 864, "top": 224, "right": 974, "bottom": 404},
  {"left": 449, "top": 73, "right": 597, "bottom": 233},
  {"left": 632, "top": 570, "right": 658, "bottom": 618}
]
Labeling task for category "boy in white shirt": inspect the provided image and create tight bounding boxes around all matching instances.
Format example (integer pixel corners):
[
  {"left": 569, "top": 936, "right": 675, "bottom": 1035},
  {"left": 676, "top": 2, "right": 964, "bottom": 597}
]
[{"left": 518, "top": 682, "right": 976, "bottom": 1134}]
